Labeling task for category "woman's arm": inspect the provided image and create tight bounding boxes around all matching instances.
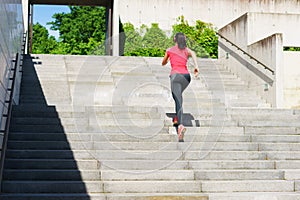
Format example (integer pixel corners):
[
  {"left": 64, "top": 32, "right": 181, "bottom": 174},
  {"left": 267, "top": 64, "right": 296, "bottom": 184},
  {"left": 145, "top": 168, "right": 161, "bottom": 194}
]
[
  {"left": 187, "top": 48, "right": 199, "bottom": 77},
  {"left": 162, "top": 52, "right": 169, "bottom": 66}
]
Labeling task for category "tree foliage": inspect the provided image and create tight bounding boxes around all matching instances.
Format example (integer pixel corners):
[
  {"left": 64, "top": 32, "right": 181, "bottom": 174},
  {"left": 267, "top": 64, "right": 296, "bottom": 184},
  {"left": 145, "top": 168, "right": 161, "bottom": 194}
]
[
  {"left": 123, "top": 17, "right": 218, "bottom": 58},
  {"left": 32, "top": 8, "right": 218, "bottom": 58},
  {"left": 47, "top": 6, "right": 106, "bottom": 55},
  {"left": 123, "top": 23, "right": 172, "bottom": 57},
  {"left": 32, "top": 6, "right": 106, "bottom": 55},
  {"left": 123, "top": 23, "right": 143, "bottom": 55},
  {"left": 172, "top": 16, "right": 218, "bottom": 58},
  {"left": 32, "top": 23, "right": 58, "bottom": 54},
  {"left": 284, "top": 47, "right": 300, "bottom": 51}
]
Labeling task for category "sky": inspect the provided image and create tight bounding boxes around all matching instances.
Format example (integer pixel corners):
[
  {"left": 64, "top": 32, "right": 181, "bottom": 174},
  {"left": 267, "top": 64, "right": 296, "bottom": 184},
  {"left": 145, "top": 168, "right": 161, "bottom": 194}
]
[{"left": 33, "top": 5, "right": 70, "bottom": 39}]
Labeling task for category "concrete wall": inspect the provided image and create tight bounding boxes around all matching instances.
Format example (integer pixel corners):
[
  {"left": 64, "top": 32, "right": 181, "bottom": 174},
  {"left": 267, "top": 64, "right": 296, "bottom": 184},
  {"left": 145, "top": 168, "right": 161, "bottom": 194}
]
[
  {"left": 283, "top": 51, "right": 300, "bottom": 108},
  {"left": 248, "top": 34, "right": 284, "bottom": 107},
  {"left": 218, "top": 33, "right": 280, "bottom": 107},
  {"left": 118, "top": 0, "right": 300, "bottom": 30},
  {"left": 247, "top": 12, "right": 300, "bottom": 46},
  {"left": 219, "top": 12, "right": 300, "bottom": 108},
  {"left": 22, "top": 0, "right": 28, "bottom": 53},
  {"left": 0, "top": 0, "right": 24, "bottom": 153},
  {"left": 218, "top": 13, "right": 249, "bottom": 51}
]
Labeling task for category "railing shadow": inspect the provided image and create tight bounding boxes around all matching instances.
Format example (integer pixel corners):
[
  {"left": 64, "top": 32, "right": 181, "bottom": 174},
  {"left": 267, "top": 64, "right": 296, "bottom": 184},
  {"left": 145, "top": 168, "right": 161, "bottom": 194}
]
[{"left": 166, "top": 113, "right": 200, "bottom": 127}]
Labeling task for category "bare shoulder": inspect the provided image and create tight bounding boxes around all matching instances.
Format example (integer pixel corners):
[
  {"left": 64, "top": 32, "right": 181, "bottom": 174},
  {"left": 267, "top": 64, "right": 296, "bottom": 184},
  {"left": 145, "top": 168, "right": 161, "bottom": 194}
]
[{"left": 186, "top": 48, "right": 194, "bottom": 55}]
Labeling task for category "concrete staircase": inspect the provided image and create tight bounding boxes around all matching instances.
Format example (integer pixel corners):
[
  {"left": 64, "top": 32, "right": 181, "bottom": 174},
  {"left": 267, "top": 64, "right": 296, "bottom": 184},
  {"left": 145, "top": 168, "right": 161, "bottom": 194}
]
[{"left": 1, "top": 54, "right": 300, "bottom": 200}]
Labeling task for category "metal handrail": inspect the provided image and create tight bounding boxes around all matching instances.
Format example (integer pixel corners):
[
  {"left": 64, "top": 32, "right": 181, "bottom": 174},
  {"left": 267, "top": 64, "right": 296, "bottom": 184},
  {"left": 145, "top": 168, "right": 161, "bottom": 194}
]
[
  {"left": 0, "top": 31, "right": 27, "bottom": 192},
  {"left": 217, "top": 32, "right": 275, "bottom": 75},
  {"left": 0, "top": 53, "right": 19, "bottom": 191}
]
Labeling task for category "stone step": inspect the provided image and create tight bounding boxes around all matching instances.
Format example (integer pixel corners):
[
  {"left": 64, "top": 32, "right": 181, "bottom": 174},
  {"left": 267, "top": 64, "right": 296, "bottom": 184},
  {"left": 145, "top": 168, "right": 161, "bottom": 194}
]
[
  {"left": 126, "top": 98, "right": 224, "bottom": 107},
  {"left": 10, "top": 117, "right": 163, "bottom": 126},
  {"left": 5, "top": 149, "right": 280, "bottom": 161},
  {"left": 102, "top": 180, "right": 201, "bottom": 193},
  {"left": 10, "top": 124, "right": 67, "bottom": 133},
  {"left": 201, "top": 180, "right": 295, "bottom": 193},
  {"left": 259, "top": 143, "right": 300, "bottom": 151},
  {"left": 9, "top": 123, "right": 169, "bottom": 133},
  {"left": 238, "top": 120, "right": 300, "bottom": 127},
  {"left": 208, "top": 192, "right": 300, "bottom": 200},
  {"left": 67, "top": 74, "right": 114, "bottom": 84},
  {"left": 100, "top": 169, "right": 283, "bottom": 181},
  {"left": 253, "top": 135, "right": 300, "bottom": 143},
  {"left": 86, "top": 105, "right": 227, "bottom": 115},
  {"left": 276, "top": 160, "right": 300, "bottom": 169},
  {"left": 266, "top": 152, "right": 300, "bottom": 160},
  {"left": 101, "top": 160, "right": 300, "bottom": 171},
  {"left": 227, "top": 102, "right": 271, "bottom": 108},
  {"left": 0, "top": 193, "right": 100, "bottom": 200},
  {"left": 4, "top": 159, "right": 99, "bottom": 170},
  {"left": 82, "top": 118, "right": 236, "bottom": 127},
  {"left": 100, "top": 160, "right": 275, "bottom": 170},
  {"left": 11, "top": 117, "right": 69, "bottom": 125},
  {"left": 21, "top": 76, "right": 68, "bottom": 82},
  {"left": 101, "top": 170, "right": 195, "bottom": 181},
  {"left": 228, "top": 108, "right": 296, "bottom": 115},
  {"left": 3, "top": 169, "right": 101, "bottom": 181},
  {"left": 91, "top": 112, "right": 225, "bottom": 121},
  {"left": 185, "top": 151, "right": 267, "bottom": 160},
  {"left": 28, "top": 99, "right": 72, "bottom": 105},
  {"left": 188, "top": 160, "right": 275, "bottom": 170},
  {"left": 8, "top": 132, "right": 251, "bottom": 143},
  {"left": 12, "top": 104, "right": 65, "bottom": 113},
  {"left": 9, "top": 133, "right": 176, "bottom": 142},
  {"left": 197, "top": 151, "right": 300, "bottom": 161},
  {"left": 245, "top": 127, "right": 300, "bottom": 135},
  {"left": 11, "top": 110, "right": 71, "bottom": 118},
  {"left": 0, "top": 193, "right": 208, "bottom": 200},
  {"left": 6, "top": 141, "right": 260, "bottom": 151},
  {"left": 2, "top": 181, "right": 103, "bottom": 193},
  {"left": 283, "top": 170, "right": 300, "bottom": 180},
  {"left": 5, "top": 150, "right": 94, "bottom": 160},
  {"left": 230, "top": 112, "right": 297, "bottom": 120},
  {"left": 194, "top": 170, "right": 284, "bottom": 180}
]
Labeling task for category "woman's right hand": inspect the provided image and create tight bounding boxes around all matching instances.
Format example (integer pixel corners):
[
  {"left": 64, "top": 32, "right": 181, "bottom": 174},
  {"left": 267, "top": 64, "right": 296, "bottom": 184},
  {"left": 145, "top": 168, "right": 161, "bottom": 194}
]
[{"left": 194, "top": 68, "right": 199, "bottom": 78}]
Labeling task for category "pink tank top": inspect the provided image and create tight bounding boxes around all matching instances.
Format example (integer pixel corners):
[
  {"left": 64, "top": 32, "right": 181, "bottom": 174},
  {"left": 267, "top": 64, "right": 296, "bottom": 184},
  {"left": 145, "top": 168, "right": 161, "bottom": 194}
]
[{"left": 167, "top": 46, "right": 189, "bottom": 75}]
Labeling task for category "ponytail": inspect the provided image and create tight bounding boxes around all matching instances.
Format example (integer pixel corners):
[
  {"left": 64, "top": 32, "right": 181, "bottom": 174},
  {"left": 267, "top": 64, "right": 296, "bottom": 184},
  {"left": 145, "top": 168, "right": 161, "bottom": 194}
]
[{"left": 174, "top": 32, "right": 187, "bottom": 50}]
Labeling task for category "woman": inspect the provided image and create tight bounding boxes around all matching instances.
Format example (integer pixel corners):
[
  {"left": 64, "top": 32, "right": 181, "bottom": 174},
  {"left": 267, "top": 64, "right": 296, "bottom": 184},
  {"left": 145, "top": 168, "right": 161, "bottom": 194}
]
[{"left": 162, "top": 32, "right": 199, "bottom": 142}]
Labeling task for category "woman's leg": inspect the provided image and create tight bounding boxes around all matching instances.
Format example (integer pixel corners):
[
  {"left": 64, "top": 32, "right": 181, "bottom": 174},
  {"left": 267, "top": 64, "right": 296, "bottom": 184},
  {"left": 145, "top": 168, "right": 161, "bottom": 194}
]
[{"left": 170, "top": 74, "right": 191, "bottom": 125}]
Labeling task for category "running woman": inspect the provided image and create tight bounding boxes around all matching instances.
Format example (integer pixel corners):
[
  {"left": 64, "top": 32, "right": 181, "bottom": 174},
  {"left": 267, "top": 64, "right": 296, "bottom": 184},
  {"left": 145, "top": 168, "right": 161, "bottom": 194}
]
[{"left": 162, "top": 32, "right": 199, "bottom": 142}]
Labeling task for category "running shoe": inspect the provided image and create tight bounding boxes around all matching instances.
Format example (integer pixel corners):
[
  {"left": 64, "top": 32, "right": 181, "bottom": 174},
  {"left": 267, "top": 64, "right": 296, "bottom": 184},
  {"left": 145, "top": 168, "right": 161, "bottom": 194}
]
[{"left": 173, "top": 116, "right": 178, "bottom": 127}]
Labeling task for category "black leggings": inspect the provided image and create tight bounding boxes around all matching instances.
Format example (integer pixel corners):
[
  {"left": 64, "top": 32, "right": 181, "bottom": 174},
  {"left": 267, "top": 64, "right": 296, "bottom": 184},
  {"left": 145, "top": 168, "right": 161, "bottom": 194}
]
[{"left": 170, "top": 73, "right": 191, "bottom": 125}]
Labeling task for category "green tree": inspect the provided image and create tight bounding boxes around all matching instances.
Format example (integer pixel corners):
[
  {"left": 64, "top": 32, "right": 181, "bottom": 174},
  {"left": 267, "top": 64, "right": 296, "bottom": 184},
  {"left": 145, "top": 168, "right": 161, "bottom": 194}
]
[
  {"left": 124, "top": 23, "right": 171, "bottom": 57},
  {"left": 284, "top": 47, "right": 300, "bottom": 51},
  {"left": 48, "top": 6, "right": 106, "bottom": 55},
  {"left": 142, "top": 23, "right": 171, "bottom": 49},
  {"left": 123, "top": 23, "right": 143, "bottom": 56},
  {"left": 32, "top": 23, "right": 58, "bottom": 54},
  {"left": 123, "top": 17, "right": 218, "bottom": 58}
]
